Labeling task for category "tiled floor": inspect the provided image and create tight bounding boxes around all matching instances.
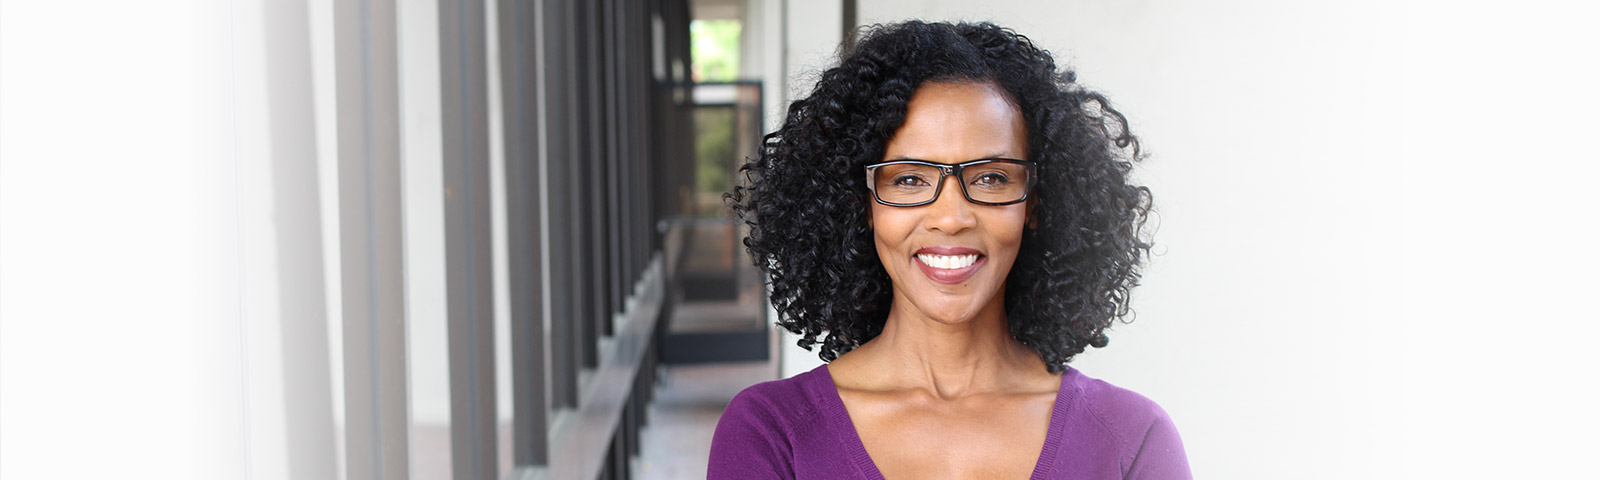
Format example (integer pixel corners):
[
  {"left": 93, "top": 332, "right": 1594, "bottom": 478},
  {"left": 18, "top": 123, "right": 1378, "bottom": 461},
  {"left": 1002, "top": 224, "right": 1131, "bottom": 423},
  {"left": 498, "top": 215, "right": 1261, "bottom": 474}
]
[{"left": 633, "top": 362, "right": 776, "bottom": 480}]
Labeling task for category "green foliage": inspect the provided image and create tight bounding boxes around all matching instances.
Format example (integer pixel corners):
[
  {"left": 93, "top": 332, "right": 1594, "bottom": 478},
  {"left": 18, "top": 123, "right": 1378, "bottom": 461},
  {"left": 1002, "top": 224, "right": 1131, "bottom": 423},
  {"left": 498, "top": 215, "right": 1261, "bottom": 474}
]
[
  {"left": 690, "top": 19, "right": 743, "bottom": 216},
  {"left": 694, "top": 107, "right": 735, "bottom": 217},
  {"left": 690, "top": 20, "right": 742, "bottom": 82}
]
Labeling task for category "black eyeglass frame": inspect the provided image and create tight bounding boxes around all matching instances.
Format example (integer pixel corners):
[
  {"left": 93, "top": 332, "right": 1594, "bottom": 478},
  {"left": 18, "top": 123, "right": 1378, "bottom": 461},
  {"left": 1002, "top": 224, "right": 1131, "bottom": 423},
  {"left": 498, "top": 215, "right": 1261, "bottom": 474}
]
[{"left": 863, "top": 158, "right": 1039, "bottom": 207}]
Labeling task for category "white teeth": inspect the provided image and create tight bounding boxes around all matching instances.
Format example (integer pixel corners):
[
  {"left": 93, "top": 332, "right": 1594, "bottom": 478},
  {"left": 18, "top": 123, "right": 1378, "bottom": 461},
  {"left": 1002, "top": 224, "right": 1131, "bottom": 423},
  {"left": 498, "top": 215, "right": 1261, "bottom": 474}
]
[{"left": 916, "top": 253, "right": 980, "bottom": 270}]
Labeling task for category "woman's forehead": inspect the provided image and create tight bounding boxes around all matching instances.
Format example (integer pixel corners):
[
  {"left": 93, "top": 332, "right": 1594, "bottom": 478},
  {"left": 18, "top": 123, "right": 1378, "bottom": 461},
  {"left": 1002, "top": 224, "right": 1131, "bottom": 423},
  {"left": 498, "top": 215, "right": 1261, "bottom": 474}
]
[{"left": 883, "top": 82, "right": 1028, "bottom": 162}]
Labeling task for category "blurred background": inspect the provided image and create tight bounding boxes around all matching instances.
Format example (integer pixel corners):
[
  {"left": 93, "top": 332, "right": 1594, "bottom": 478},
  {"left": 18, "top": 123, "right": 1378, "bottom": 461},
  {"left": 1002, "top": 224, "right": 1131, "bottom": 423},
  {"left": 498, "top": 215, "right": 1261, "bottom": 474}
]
[{"left": 2, "top": 0, "right": 1597, "bottom": 479}]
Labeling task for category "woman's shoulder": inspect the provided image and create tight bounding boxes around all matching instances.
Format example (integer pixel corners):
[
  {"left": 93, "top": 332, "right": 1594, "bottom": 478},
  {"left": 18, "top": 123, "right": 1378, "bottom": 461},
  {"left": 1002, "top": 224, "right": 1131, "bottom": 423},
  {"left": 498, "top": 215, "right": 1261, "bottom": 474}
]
[
  {"left": 1060, "top": 367, "right": 1172, "bottom": 429},
  {"left": 709, "top": 365, "right": 846, "bottom": 479},
  {"left": 1053, "top": 367, "right": 1192, "bottom": 479},
  {"left": 721, "top": 365, "right": 832, "bottom": 420}
]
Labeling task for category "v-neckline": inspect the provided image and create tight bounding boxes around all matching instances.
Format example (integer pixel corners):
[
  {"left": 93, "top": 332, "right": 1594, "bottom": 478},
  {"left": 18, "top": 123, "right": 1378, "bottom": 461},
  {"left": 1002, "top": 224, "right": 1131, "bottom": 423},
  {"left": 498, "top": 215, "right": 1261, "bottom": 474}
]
[{"left": 816, "top": 365, "right": 1073, "bottom": 480}]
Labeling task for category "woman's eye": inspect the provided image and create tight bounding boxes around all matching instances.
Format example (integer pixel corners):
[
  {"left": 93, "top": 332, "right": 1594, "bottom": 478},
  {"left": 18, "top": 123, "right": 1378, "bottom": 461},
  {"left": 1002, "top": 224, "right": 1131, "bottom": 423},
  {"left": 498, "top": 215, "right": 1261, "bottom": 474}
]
[
  {"left": 971, "top": 172, "right": 1010, "bottom": 186},
  {"left": 893, "top": 175, "right": 929, "bottom": 187}
]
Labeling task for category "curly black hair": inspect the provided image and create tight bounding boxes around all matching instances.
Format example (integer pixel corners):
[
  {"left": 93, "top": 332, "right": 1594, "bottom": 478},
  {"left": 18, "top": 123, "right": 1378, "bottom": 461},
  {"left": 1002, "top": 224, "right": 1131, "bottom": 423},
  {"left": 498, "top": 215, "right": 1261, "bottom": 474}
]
[{"left": 728, "top": 20, "right": 1152, "bottom": 373}]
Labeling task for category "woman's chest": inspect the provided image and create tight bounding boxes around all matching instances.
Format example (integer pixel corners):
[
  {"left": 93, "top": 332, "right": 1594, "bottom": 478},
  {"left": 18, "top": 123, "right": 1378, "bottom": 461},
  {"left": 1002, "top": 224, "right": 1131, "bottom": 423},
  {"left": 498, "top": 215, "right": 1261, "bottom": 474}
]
[{"left": 841, "top": 393, "right": 1057, "bottom": 480}]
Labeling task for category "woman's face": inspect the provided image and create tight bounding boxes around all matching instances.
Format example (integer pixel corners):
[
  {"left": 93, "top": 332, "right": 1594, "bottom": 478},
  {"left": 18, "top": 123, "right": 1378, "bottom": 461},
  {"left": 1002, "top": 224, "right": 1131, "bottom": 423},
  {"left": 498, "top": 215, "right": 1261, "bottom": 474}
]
[{"left": 870, "top": 81, "right": 1030, "bottom": 326}]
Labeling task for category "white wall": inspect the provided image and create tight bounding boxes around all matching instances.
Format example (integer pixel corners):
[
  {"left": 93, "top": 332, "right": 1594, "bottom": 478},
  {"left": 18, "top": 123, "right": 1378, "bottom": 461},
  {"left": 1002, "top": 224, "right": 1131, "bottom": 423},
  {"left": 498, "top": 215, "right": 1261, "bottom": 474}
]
[
  {"left": 741, "top": 0, "right": 787, "bottom": 135},
  {"left": 1, "top": 2, "right": 258, "bottom": 478},
  {"left": 832, "top": 0, "right": 1599, "bottom": 478}
]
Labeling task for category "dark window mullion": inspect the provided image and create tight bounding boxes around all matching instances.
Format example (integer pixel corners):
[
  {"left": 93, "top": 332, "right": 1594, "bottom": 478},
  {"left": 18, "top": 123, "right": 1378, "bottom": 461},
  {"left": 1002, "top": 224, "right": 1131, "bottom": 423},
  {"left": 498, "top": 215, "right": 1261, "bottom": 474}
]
[
  {"left": 635, "top": 2, "right": 649, "bottom": 280},
  {"left": 618, "top": 0, "right": 636, "bottom": 296},
  {"left": 497, "top": 0, "right": 548, "bottom": 466},
  {"left": 553, "top": 0, "right": 585, "bottom": 406},
  {"left": 439, "top": 0, "right": 498, "bottom": 478},
  {"left": 579, "top": 0, "right": 603, "bottom": 367},
  {"left": 604, "top": 0, "right": 624, "bottom": 325}
]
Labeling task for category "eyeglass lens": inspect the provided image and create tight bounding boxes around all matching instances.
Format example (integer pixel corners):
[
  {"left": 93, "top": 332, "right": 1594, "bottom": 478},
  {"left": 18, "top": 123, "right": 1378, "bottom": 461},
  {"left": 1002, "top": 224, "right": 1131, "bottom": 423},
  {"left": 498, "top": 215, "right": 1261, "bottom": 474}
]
[{"left": 871, "top": 161, "right": 1031, "bottom": 205}]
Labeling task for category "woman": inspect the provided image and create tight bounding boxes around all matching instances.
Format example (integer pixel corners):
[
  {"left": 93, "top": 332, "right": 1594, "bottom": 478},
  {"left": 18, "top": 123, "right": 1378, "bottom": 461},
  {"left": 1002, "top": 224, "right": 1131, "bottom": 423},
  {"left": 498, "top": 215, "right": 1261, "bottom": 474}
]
[{"left": 710, "top": 21, "right": 1190, "bottom": 479}]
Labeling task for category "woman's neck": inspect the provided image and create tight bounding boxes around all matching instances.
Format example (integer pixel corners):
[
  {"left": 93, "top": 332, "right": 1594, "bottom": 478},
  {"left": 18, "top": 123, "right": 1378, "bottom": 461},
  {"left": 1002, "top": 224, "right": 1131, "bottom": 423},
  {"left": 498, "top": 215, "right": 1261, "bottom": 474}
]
[{"left": 839, "top": 295, "right": 1047, "bottom": 399}]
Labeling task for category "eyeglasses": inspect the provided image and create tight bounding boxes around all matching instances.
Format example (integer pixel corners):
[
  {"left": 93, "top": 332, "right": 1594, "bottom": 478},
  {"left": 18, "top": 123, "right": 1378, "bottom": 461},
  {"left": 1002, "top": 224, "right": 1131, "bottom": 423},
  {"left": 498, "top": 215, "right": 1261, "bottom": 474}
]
[{"left": 864, "top": 158, "right": 1038, "bottom": 207}]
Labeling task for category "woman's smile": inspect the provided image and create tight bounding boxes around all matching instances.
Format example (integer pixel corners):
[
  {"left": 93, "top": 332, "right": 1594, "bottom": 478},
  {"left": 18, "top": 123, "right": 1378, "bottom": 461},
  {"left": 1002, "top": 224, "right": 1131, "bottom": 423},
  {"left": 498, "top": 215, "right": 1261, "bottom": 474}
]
[{"left": 914, "top": 247, "right": 986, "bottom": 284}]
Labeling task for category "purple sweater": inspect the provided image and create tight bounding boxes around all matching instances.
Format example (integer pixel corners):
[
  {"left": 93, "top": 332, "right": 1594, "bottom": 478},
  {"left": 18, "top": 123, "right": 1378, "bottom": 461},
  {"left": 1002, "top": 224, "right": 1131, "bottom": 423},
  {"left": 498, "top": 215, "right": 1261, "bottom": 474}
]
[{"left": 708, "top": 365, "right": 1191, "bottom": 479}]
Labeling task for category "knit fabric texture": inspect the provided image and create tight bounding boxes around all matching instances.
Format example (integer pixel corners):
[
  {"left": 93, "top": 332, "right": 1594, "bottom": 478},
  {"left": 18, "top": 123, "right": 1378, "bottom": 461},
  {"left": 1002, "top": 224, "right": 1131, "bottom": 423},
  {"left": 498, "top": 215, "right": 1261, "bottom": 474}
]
[{"left": 708, "top": 365, "right": 1191, "bottom": 479}]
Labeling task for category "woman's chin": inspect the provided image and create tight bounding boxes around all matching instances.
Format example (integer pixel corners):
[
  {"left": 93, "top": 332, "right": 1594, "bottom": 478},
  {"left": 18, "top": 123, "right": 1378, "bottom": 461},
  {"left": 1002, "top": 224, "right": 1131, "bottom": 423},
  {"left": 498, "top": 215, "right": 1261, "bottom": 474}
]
[{"left": 908, "top": 301, "right": 986, "bottom": 326}]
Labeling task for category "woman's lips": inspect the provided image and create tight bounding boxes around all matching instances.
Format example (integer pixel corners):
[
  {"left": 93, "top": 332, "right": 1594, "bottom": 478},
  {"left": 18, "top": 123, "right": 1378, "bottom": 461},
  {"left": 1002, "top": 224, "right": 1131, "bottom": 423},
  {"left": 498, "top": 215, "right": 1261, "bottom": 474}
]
[{"left": 914, "top": 247, "right": 985, "bottom": 284}]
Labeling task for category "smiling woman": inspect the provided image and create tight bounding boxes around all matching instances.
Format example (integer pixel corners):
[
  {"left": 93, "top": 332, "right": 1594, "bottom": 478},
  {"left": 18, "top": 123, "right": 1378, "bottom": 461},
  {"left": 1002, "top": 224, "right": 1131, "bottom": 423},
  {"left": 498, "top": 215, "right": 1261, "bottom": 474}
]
[
  {"left": 866, "top": 82, "right": 1031, "bottom": 329},
  {"left": 712, "top": 21, "right": 1189, "bottom": 479}
]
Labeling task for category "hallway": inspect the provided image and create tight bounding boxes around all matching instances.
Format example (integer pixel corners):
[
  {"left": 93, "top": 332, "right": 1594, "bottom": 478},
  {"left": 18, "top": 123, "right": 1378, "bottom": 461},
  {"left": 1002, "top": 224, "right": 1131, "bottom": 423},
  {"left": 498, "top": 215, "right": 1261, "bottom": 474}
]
[{"left": 634, "top": 362, "right": 775, "bottom": 480}]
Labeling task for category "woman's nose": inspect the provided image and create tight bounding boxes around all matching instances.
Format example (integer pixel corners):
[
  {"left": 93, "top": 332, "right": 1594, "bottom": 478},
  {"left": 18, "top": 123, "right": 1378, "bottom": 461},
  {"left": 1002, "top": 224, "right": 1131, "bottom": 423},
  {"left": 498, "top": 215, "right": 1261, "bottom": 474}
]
[{"left": 926, "top": 174, "right": 977, "bottom": 233}]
